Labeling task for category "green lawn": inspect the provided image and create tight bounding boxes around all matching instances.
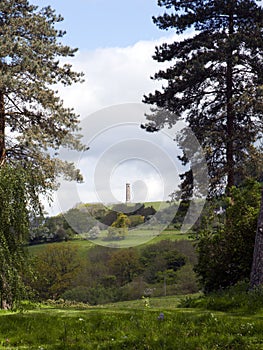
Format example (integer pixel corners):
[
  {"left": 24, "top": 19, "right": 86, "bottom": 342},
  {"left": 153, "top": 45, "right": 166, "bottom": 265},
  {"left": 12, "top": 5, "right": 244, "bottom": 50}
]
[{"left": 0, "top": 296, "right": 262, "bottom": 349}]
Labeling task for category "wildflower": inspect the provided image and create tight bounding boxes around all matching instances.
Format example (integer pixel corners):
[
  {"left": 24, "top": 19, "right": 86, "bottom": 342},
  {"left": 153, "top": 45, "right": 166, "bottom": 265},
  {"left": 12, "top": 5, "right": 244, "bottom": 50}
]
[
  {"left": 157, "top": 312, "right": 164, "bottom": 321},
  {"left": 142, "top": 296, "right": 150, "bottom": 308}
]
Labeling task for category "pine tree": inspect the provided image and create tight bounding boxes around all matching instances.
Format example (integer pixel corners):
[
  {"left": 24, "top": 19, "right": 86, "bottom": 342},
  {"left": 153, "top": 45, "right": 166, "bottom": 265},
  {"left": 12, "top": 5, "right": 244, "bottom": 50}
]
[
  {"left": 143, "top": 0, "right": 263, "bottom": 193},
  {"left": 143, "top": 1, "right": 263, "bottom": 287},
  {"left": 0, "top": 0, "right": 85, "bottom": 188},
  {"left": 0, "top": 0, "right": 84, "bottom": 308}
]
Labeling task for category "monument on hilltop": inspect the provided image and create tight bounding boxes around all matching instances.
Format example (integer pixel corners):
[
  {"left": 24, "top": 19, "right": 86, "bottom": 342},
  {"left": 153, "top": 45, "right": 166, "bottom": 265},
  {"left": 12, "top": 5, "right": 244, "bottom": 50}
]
[{"left": 126, "top": 183, "right": 131, "bottom": 203}]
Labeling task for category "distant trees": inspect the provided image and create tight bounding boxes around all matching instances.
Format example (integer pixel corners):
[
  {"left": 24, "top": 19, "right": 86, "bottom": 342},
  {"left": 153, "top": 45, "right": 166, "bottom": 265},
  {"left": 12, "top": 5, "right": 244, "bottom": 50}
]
[
  {"left": 27, "top": 240, "right": 196, "bottom": 305},
  {"left": 87, "top": 226, "right": 100, "bottom": 240},
  {"left": 31, "top": 244, "right": 81, "bottom": 299},
  {"left": 109, "top": 249, "right": 141, "bottom": 286},
  {"left": 64, "top": 208, "right": 97, "bottom": 234},
  {"left": 140, "top": 240, "right": 186, "bottom": 284},
  {"left": 107, "top": 213, "right": 131, "bottom": 240},
  {"left": 28, "top": 203, "right": 158, "bottom": 244}
]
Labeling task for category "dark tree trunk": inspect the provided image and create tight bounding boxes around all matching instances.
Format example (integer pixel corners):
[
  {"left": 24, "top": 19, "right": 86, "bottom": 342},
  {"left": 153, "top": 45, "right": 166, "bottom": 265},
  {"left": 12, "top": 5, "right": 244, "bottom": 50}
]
[
  {"left": 250, "top": 187, "right": 263, "bottom": 288},
  {"left": 226, "top": 4, "right": 235, "bottom": 192},
  {"left": 0, "top": 90, "right": 6, "bottom": 165}
]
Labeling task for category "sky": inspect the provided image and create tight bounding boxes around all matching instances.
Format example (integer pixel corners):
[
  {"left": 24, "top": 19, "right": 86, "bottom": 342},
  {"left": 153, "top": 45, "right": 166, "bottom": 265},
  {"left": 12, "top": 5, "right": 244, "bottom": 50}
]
[
  {"left": 34, "top": 0, "right": 187, "bottom": 215},
  {"left": 37, "top": 0, "right": 166, "bottom": 50}
]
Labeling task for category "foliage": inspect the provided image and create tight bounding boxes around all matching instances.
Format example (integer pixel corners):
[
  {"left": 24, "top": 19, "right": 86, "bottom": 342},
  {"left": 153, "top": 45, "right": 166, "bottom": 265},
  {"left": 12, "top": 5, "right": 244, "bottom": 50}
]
[
  {"left": 61, "top": 285, "right": 117, "bottom": 305},
  {"left": 128, "top": 214, "right": 145, "bottom": 227},
  {"left": 29, "top": 206, "right": 99, "bottom": 244},
  {"left": 112, "top": 213, "right": 131, "bottom": 228},
  {"left": 195, "top": 180, "right": 262, "bottom": 292},
  {"left": 174, "top": 264, "right": 199, "bottom": 294},
  {"left": 109, "top": 249, "right": 141, "bottom": 286},
  {"left": 144, "top": 0, "right": 263, "bottom": 194},
  {"left": 106, "top": 213, "right": 131, "bottom": 240},
  {"left": 87, "top": 226, "right": 100, "bottom": 240},
  {"left": 0, "top": 165, "right": 32, "bottom": 309},
  {"left": 179, "top": 280, "right": 263, "bottom": 314},
  {"left": 0, "top": 0, "right": 85, "bottom": 184},
  {"left": 29, "top": 238, "right": 195, "bottom": 304},
  {"left": 31, "top": 244, "right": 81, "bottom": 299},
  {"left": 140, "top": 240, "right": 186, "bottom": 284},
  {"left": 63, "top": 208, "right": 94, "bottom": 234}
]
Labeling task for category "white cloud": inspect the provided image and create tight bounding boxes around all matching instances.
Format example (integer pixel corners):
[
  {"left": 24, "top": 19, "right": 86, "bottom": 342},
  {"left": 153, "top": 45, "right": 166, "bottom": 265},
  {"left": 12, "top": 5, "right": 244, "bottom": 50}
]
[
  {"left": 58, "top": 33, "right": 181, "bottom": 117},
  {"left": 45, "top": 33, "right": 189, "bottom": 214}
]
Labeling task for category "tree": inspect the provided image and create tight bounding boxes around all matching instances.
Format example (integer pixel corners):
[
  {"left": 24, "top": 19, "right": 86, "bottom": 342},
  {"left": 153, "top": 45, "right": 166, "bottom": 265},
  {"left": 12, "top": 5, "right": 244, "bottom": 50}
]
[
  {"left": 64, "top": 208, "right": 96, "bottom": 234},
  {"left": 0, "top": 0, "right": 84, "bottom": 185},
  {"left": 140, "top": 240, "right": 186, "bottom": 284},
  {"left": 0, "top": 0, "right": 84, "bottom": 307},
  {"left": 88, "top": 226, "right": 100, "bottom": 240},
  {"left": 0, "top": 165, "right": 40, "bottom": 309},
  {"left": 31, "top": 244, "right": 81, "bottom": 299},
  {"left": 107, "top": 213, "right": 131, "bottom": 240},
  {"left": 128, "top": 215, "right": 145, "bottom": 227},
  {"left": 143, "top": 1, "right": 263, "bottom": 287},
  {"left": 109, "top": 249, "right": 141, "bottom": 286},
  {"left": 143, "top": 0, "right": 263, "bottom": 193}
]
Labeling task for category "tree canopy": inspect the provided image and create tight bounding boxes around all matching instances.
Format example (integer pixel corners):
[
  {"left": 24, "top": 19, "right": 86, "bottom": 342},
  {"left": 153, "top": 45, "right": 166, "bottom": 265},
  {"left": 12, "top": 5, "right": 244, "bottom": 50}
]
[
  {"left": 144, "top": 0, "right": 263, "bottom": 194},
  {"left": 0, "top": 0, "right": 85, "bottom": 201}
]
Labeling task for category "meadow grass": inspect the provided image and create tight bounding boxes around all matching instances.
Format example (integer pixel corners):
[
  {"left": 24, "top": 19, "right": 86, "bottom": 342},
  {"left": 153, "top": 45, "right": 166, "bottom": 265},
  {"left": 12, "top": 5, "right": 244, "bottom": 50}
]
[
  {"left": 28, "top": 229, "right": 192, "bottom": 257},
  {"left": 0, "top": 301, "right": 263, "bottom": 349}
]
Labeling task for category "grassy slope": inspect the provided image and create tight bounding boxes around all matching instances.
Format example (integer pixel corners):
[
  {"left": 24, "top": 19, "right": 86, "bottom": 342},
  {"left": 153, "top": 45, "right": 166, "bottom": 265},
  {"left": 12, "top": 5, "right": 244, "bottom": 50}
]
[
  {"left": 29, "top": 199, "right": 188, "bottom": 255},
  {"left": 28, "top": 229, "right": 192, "bottom": 258},
  {"left": 0, "top": 296, "right": 262, "bottom": 349}
]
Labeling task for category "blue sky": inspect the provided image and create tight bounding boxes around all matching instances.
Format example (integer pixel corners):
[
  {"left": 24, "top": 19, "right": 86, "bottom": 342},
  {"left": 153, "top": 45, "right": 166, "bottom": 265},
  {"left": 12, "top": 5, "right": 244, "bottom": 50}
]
[{"left": 37, "top": 0, "right": 165, "bottom": 50}]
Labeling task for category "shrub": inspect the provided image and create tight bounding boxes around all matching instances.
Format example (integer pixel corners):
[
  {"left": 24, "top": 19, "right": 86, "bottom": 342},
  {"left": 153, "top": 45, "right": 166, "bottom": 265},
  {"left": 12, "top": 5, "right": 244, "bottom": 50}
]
[
  {"left": 62, "top": 286, "right": 91, "bottom": 303},
  {"left": 195, "top": 180, "right": 261, "bottom": 292},
  {"left": 179, "top": 280, "right": 263, "bottom": 314}
]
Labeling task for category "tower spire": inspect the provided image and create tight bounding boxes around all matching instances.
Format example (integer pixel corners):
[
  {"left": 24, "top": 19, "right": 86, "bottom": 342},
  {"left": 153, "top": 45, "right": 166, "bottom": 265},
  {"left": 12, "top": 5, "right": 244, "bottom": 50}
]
[{"left": 126, "top": 183, "right": 131, "bottom": 203}]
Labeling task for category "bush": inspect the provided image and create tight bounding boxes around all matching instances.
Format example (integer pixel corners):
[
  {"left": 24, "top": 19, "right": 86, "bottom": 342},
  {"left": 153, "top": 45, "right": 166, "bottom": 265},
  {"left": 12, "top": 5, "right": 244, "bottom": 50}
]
[
  {"left": 62, "top": 285, "right": 118, "bottom": 305},
  {"left": 88, "top": 225, "right": 100, "bottom": 239},
  {"left": 195, "top": 180, "right": 261, "bottom": 292},
  {"left": 140, "top": 240, "right": 186, "bottom": 284},
  {"left": 179, "top": 281, "right": 263, "bottom": 314},
  {"left": 62, "top": 286, "right": 91, "bottom": 303}
]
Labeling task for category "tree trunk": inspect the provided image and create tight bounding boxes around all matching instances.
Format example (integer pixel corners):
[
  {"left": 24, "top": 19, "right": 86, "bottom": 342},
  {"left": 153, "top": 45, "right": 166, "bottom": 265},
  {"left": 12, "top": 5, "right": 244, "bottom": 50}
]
[
  {"left": 226, "top": 4, "right": 235, "bottom": 192},
  {"left": 250, "top": 186, "right": 263, "bottom": 288},
  {"left": 0, "top": 90, "right": 6, "bottom": 165},
  {"left": 0, "top": 274, "right": 12, "bottom": 310}
]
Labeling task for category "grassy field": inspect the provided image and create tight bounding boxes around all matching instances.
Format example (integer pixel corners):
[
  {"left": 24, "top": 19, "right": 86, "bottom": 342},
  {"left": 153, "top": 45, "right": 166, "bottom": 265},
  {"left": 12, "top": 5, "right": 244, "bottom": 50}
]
[
  {"left": 144, "top": 201, "right": 171, "bottom": 211},
  {"left": 0, "top": 296, "right": 262, "bottom": 349},
  {"left": 28, "top": 228, "right": 192, "bottom": 257}
]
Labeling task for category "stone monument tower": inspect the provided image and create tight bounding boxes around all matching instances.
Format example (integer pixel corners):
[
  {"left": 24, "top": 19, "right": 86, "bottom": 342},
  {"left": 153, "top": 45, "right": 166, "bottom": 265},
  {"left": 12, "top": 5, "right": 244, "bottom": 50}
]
[{"left": 126, "top": 183, "right": 131, "bottom": 203}]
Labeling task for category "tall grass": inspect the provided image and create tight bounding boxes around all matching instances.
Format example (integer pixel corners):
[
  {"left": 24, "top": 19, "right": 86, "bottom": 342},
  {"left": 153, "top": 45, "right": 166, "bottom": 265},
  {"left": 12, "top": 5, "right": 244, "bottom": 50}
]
[{"left": 0, "top": 301, "right": 263, "bottom": 349}]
